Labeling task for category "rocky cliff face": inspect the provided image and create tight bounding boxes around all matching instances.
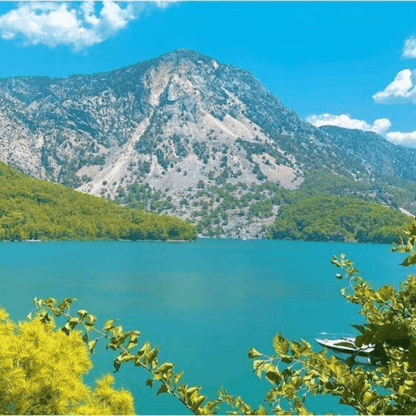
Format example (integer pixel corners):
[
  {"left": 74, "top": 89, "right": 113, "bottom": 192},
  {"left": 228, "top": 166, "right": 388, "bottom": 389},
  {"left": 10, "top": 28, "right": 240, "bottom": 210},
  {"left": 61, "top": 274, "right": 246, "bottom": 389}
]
[{"left": 0, "top": 49, "right": 415, "bottom": 237}]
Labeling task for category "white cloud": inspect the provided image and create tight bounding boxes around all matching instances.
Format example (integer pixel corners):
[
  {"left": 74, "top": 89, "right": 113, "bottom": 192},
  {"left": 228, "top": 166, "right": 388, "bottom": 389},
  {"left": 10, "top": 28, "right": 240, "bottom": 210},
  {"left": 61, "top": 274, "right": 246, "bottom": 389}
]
[
  {"left": 373, "top": 69, "right": 416, "bottom": 104},
  {"left": 154, "top": 1, "right": 176, "bottom": 9},
  {"left": 306, "top": 113, "right": 392, "bottom": 136},
  {"left": 307, "top": 112, "right": 416, "bottom": 149},
  {"left": 403, "top": 36, "right": 416, "bottom": 59},
  {"left": 386, "top": 130, "right": 416, "bottom": 148},
  {"left": 0, "top": 2, "right": 147, "bottom": 51}
]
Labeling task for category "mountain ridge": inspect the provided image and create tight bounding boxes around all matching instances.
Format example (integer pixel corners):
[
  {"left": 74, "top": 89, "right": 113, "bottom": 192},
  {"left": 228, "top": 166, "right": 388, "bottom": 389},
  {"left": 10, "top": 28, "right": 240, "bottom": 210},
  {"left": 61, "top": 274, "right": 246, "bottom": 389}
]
[{"left": 0, "top": 48, "right": 414, "bottom": 238}]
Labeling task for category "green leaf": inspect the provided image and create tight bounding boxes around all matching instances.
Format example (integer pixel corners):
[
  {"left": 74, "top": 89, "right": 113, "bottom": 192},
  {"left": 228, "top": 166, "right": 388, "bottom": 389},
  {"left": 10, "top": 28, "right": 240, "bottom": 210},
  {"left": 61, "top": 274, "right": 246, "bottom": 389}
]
[
  {"left": 401, "top": 253, "right": 416, "bottom": 267},
  {"left": 173, "top": 371, "right": 184, "bottom": 387},
  {"left": 51, "top": 308, "right": 62, "bottom": 317},
  {"left": 156, "top": 384, "right": 169, "bottom": 396},
  {"left": 178, "top": 383, "right": 188, "bottom": 399},
  {"left": 273, "top": 333, "right": 290, "bottom": 355},
  {"left": 330, "top": 257, "right": 340, "bottom": 267},
  {"left": 88, "top": 339, "right": 98, "bottom": 354},
  {"left": 351, "top": 324, "right": 368, "bottom": 334},
  {"left": 58, "top": 298, "right": 75, "bottom": 311},
  {"left": 69, "top": 317, "right": 79, "bottom": 327},
  {"left": 39, "top": 310, "right": 52, "bottom": 324},
  {"left": 84, "top": 314, "right": 96, "bottom": 328},
  {"left": 347, "top": 267, "right": 359, "bottom": 275},
  {"left": 126, "top": 340, "right": 138, "bottom": 350},
  {"left": 127, "top": 331, "right": 141, "bottom": 350},
  {"left": 33, "top": 297, "right": 43, "bottom": 308},
  {"left": 377, "top": 285, "right": 394, "bottom": 301},
  {"left": 107, "top": 338, "right": 122, "bottom": 350},
  {"left": 77, "top": 309, "right": 88, "bottom": 320},
  {"left": 191, "top": 394, "right": 207, "bottom": 410},
  {"left": 202, "top": 400, "right": 221, "bottom": 413},
  {"left": 248, "top": 347, "right": 262, "bottom": 358},
  {"left": 103, "top": 319, "right": 116, "bottom": 331},
  {"left": 82, "top": 332, "right": 89, "bottom": 343},
  {"left": 265, "top": 370, "right": 281, "bottom": 384},
  {"left": 156, "top": 362, "right": 174, "bottom": 374},
  {"left": 113, "top": 353, "right": 134, "bottom": 372},
  {"left": 145, "top": 347, "right": 159, "bottom": 365},
  {"left": 62, "top": 317, "right": 79, "bottom": 335},
  {"left": 137, "top": 341, "right": 151, "bottom": 357},
  {"left": 116, "top": 351, "right": 135, "bottom": 363},
  {"left": 186, "top": 386, "right": 200, "bottom": 398},
  {"left": 253, "top": 360, "right": 266, "bottom": 378},
  {"left": 43, "top": 298, "right": 57, "bottom": 307},
  {"left": 109, "top": 325, "right": 124, "bottom": 338},
  {"left": 146, "top": 378, "right": 153, "bottom": 388},
  {"left": 119, "top": 331, "right": 132, "bottom": 344}
]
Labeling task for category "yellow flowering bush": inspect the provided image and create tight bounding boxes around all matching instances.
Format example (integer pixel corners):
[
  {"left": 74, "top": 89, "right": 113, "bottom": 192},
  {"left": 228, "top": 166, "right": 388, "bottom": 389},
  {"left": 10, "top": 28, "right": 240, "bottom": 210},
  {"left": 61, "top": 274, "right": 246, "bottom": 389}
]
[{"left": 0, "top": 308, "right": 134, "bottom": 415}]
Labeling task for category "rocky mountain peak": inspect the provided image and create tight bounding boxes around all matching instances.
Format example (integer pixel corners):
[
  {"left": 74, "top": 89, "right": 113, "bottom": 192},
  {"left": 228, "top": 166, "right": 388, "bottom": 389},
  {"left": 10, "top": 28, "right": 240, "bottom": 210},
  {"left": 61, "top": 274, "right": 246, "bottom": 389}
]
[
  {"left": 156, "top": 48, "right": 218, "bottom": 65},
  {"left": 0, "top": 49, "right": 416, "bottom": 237}
]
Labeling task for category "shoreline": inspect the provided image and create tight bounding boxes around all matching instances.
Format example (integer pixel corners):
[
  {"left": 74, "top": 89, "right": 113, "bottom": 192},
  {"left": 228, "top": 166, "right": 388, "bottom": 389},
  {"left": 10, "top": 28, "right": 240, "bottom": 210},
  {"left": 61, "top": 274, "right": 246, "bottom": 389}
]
[{"left": 0, "top": 237, "right": 395, "bottom": 245}]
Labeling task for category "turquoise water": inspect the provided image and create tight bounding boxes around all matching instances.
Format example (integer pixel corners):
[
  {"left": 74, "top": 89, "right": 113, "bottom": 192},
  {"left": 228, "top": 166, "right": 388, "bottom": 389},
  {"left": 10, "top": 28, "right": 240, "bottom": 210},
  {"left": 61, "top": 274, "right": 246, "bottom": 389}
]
[{"left": 0, "top": 239, "right": 408, "bottom": 414}]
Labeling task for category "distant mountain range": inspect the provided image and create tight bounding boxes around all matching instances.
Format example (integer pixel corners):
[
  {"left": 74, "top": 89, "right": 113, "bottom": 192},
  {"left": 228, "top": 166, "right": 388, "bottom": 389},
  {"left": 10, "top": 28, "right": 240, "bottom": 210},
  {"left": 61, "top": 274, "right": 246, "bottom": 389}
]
[{"left": 0, "top": 49, "right": 414, "bottom": 238}]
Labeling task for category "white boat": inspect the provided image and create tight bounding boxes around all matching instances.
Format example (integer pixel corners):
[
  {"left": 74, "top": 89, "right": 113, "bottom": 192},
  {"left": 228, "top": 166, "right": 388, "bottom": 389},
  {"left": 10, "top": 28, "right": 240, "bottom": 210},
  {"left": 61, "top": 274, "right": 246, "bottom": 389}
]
[{"left": 315, "top": 333, "right": 376, "bottom": 365}]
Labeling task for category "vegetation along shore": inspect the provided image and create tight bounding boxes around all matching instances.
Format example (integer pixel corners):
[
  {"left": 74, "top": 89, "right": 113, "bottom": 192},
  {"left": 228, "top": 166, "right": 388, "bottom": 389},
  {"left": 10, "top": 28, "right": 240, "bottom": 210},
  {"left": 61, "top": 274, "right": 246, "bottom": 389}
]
[{"left": 0, "top": 161, "right": 197, "bottom": 242}]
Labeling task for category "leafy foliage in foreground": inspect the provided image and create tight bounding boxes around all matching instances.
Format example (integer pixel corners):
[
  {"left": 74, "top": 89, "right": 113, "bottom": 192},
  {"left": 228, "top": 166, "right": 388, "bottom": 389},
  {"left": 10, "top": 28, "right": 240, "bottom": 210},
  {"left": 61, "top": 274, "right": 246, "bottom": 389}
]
[
  {"left": 0, "top": 307, "right": 134, "bottom": 415},
  {"left": 20, "top": 218, "right": 416, "bottom": 414},
  {"left": 245, "top": 219, "right": 416, "bottom": 414},
  {"left": 269, "top": 195, "right": 411, "bottom": 243},
  {"left": 0, "top": 161, "right": 196, "bottom": 241},
  {"left": 25, "top": 297, "right": 224, "bottom": 415}
]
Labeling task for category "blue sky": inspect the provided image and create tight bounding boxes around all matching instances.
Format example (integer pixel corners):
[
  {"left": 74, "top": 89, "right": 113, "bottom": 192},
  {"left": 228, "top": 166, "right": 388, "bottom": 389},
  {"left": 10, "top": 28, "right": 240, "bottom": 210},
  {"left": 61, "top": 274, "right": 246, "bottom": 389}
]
[{"left": 0, "top": 2, "right": 415, "bottom": 146}]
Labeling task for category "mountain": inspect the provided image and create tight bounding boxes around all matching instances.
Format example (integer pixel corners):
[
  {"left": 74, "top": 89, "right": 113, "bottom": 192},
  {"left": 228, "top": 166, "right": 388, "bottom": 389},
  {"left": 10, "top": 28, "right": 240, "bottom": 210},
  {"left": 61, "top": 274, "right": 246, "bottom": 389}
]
[
  {"left": 0, "top": 49, "right": 414, "bottom": 238},
  {"left": 320, "top": 126, "right": 416, "bottom": 183}
]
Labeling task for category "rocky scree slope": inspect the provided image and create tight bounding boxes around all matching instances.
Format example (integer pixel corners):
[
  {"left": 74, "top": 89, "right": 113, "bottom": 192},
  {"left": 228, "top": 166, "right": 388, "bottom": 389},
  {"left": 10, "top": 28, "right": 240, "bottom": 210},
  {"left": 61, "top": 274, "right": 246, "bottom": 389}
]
[{"left": 0, "top": 49, "right": 415, "bottom": 238}]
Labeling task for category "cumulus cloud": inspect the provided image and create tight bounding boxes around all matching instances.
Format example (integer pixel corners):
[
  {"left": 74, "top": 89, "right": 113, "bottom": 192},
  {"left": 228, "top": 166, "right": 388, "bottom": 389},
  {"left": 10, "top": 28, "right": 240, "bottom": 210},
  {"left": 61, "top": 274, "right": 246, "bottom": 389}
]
[
  {"left": 0, "top": 2, "right": 147, "bottom": 50},
  {"left": 373, "top": 68, "right": 416, "bottom": 104},
  {"left": 403, "top": 36, "right": 416, "bottom": 59},
  {"left": 307, "top": 113, "right": 416, "bottom": 148},
  {"left": 306, "top": 113, "right": 392, "bottom": 136},
  {"left": 386, "top": 130, "right": 416, "bottom": 148}
]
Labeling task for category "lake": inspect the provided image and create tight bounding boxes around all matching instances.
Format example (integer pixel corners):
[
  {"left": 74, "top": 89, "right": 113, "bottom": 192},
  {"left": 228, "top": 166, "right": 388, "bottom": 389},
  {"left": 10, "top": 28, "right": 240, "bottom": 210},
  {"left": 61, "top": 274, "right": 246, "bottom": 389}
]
[{"left": 0, "top": 239, "right": 408, "bottom": 414}]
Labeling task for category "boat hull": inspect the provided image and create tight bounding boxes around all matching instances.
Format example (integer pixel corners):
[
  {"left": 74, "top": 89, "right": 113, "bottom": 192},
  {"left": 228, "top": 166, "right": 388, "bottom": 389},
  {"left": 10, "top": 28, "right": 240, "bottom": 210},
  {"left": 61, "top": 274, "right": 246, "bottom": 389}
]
[{"left": 315, "top": 337, "right": 374, "bottom": 365}]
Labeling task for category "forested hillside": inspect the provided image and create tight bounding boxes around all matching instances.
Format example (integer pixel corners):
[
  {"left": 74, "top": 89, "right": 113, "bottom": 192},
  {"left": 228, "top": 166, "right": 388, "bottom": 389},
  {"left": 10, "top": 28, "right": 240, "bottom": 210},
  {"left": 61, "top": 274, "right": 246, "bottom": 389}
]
[
  {"left": 268, "top": 196, "right": 411, "bottom": 243},
  {"left": 0, "top": 161, "right": 196, "bottom": 241},
  {"left": 150, "top": 170, "right": 411, "bottom": 242}
]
